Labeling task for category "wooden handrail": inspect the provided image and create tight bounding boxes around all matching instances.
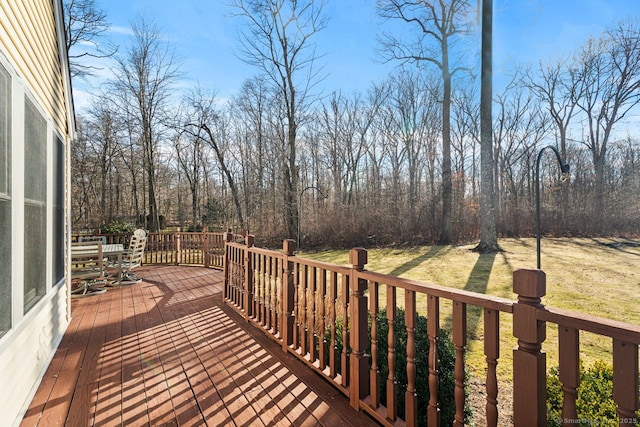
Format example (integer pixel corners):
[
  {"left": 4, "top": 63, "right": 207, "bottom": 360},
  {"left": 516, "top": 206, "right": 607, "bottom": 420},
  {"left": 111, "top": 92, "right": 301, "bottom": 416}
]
[{"left": 539, "top": 306, "right": 640, "bottom": 344}]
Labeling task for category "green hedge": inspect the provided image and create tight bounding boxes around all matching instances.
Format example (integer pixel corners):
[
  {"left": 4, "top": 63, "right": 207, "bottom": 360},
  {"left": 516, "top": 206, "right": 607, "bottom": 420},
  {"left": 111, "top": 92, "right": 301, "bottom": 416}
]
[{"left": 547, "top": 360, "right": 640, "bottom": 426}]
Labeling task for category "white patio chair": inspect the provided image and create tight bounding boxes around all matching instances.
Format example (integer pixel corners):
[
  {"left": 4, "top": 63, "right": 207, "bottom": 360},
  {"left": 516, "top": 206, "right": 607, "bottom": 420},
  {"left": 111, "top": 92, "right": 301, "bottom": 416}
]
[
  {"left": 71, "top": 242, "right": 108, "bottom": 297},
  {"left": 109, "top": 229, "right": 147, "bottom": 285}
]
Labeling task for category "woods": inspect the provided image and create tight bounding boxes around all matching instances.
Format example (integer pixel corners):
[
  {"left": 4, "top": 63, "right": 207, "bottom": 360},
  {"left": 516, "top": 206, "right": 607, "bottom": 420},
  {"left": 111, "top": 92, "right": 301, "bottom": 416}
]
[{"left": 69, "top": 2, "right": 640, "bottom": 248}]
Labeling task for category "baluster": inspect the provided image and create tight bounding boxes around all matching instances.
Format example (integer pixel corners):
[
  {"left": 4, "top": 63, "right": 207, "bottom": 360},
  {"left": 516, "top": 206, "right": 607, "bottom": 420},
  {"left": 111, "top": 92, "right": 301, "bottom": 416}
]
[
  {"left": 405, "top": 290, "right": 417, "bottom": 427},
  {"left": 613, "top": 339, "right": 639, "bottom": 426},
  {"left": 272, "top": 257, "right": 278, "bottom": 335},
  {"left": 341, "top": 273, "right": 350, "bottom": 387},
  {"left": 229, "top": 247, "right": 234, "bottom": 303},
  {"left": 319, "top": 269, "right": 327, "bottom": 370},
  {"left": 223, "top": 232, "right": 232, "bottom": 301},
  {"left": 559, "top": 326, "right": 579, "bottom": 424},
  {"left": 309, "top": 266, "right": 317, "bottom": 362},
  {"left": 253, "top": 253, "right": 260, "bottom": 321},
  {"left": 427, "top": 294, "right": 440, "bottom": 426},
  {"left": 266, "top": 255, "right": 271, "bottom": 328},
  {"left": 484, "top": 308, "right": 500, "bottom": 427},
  {"left": 261, "top": 254, "right": 267, "bottom": 326},
  {"left": 293, "top": 262, "right": 300, "bottom": 349},
  {"left": 234, "top": 247, "right": 241, "bottom": 306},
  {"left": 267, "top": 256, "right": 273, "bottom": 331},
  {"left": 453, "top": 301, "right": 467, "bottom": 427},
  {"left": 369, "top": 281, "right": 380, "bottom": 408},
  {"left": 330, "top": 271, "right": 338, "bottom": 379},
  {"left": 231, "top": 248, "right": 240, "bottom": 306},
  {"left": 235, "top": 247, "right": 241, "bottom": 306},
  {"left": 386, "top": 284, "right": 397, "bottom": 421},
  {"left": 301, "top": 264, "right": 308, "bottom": 356}
]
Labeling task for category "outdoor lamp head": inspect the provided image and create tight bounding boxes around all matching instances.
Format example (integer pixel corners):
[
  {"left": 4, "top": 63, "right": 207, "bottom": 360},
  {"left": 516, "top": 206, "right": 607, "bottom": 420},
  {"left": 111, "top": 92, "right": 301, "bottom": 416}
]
[{"left": 560, "top": 163, "right": 570, "bottom": 182}]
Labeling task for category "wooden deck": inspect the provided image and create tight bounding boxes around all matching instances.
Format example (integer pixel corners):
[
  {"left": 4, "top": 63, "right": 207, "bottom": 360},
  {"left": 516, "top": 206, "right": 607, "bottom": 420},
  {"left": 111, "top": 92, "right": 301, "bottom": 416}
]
[{"left": 21, "top": 266, "right": 377, "bottom": 427}]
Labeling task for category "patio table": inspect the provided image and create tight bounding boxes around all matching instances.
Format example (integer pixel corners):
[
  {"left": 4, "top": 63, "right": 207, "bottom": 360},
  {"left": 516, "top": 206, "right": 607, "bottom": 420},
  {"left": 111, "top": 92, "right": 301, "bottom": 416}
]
[{"left": 72, "top": 243, "right": 125, "bottom": 285}]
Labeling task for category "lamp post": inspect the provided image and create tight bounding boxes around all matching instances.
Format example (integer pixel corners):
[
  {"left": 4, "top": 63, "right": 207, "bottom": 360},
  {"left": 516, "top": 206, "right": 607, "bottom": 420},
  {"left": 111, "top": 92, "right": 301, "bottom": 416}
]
[
  {"left": 535, "top": 145, "right": 570, "bottom": 269},
  {"left": 297, "top": 186, "right": 327, "bottom": 250}
]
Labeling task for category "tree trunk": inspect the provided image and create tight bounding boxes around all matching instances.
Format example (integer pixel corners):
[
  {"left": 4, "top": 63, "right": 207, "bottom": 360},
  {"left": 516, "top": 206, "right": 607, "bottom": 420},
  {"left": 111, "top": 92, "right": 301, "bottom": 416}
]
[
  {"left": 475, "top": 0, "right": 499, "bottom": 253},
  {"left": 440, "top": 65, "right": 453, "bottom": 243}
]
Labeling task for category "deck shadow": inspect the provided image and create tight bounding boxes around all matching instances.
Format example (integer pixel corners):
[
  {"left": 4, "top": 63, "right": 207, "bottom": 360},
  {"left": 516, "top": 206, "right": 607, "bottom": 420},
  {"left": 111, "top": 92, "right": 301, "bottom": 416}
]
[
  {"left": 463, "top": 252, "right": 497, "bottom": 339},
  {"left": 388, "top": 245, "right": 450, "bottom": 278}
]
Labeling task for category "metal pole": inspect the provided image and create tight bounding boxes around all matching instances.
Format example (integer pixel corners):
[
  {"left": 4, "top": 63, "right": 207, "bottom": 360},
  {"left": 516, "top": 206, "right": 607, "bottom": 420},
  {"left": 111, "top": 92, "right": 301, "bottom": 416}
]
[
  {"left": 535, "top": 145, "right": 570, "bottom": 269},
  {"left": 297, "top": 186, "right": 327, "bottom": 250}
]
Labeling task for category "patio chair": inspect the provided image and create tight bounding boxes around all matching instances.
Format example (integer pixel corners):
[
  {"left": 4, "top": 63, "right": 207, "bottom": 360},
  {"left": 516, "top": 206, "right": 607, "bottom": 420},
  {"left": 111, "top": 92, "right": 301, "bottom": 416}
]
[
  {"left": 71, "top": 242, "right": 108, "bottom": 297},
  {"left": 109, "top": 229, "right": 147, "bottom": 285}
]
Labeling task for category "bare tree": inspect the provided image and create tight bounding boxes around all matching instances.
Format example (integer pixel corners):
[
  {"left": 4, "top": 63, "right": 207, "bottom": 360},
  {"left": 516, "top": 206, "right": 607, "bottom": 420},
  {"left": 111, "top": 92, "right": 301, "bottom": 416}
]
[
  {"left": 231, "top": 0, "right": 328, "bottom": 239},
  {"left": 181, "top": 89, "right": 245, "bottom": 230},
  {"left": 63, "top": 0, "right": 117, "bottom": 78},
  {"left": 86, "top": 99, "right": 124, "bottom": 224},
  {"left": 111, "top": 17, "right": 182, "bottom": 231},
  {"left": 573, "top": 19, "right": 640, "bottom": 230},
  {"left": 493, "top": 79, "right": 549, "bottom": 234},
  {"left": 173, "top": 92, "right": 210, "bottom": 229},
  {"left": 377, "top": 0, "right": 472, "bottom": 243}
]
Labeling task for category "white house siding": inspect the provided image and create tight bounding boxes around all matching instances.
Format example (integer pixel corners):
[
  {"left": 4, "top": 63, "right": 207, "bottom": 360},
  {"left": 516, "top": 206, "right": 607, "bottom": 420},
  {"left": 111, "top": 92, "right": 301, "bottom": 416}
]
[
  {"left": 0, "top": 0, "right": 68, "bottom": 134},
  {"left": 0, "top": 0, "right": 73, "bottom": 425}
]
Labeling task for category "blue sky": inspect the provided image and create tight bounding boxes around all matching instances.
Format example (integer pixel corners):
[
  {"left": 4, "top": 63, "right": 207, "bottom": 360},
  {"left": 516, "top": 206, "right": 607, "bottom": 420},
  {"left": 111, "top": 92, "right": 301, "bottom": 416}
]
[{"left": 74, "top": 0, "right": 640, "bottom": 110}]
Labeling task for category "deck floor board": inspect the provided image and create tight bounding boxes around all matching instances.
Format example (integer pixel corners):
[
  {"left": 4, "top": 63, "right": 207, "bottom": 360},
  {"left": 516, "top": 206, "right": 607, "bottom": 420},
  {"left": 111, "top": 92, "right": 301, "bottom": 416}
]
[{"left": 20, "top": 266, "right": 377, "bottom": 427}]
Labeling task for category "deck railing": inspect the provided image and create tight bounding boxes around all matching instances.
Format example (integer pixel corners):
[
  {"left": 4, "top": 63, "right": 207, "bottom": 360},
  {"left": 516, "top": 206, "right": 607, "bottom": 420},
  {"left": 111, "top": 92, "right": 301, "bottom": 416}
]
[
  {"left": 223, "top": 234, "right": 640, "bottom": 427},
  {"left": 72, "top": 231, "right": 241, "bottom": 269}
]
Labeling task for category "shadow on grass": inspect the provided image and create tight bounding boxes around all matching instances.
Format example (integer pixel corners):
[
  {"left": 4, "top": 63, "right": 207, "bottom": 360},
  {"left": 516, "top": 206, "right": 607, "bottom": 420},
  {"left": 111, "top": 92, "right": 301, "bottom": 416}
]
[
  {"left": 445, "top": 252, "right": 497, "bottom": 339},
  {"left": 589, "top": 237, "right": 640, "bottom": 257},
  {"left": 387, "top": 245, "right": 450, "bottom": 278}
]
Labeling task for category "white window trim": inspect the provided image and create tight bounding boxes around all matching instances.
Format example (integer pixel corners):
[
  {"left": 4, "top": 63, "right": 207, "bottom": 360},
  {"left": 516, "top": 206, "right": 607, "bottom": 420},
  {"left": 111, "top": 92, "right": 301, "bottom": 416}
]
[{"left": 0, "top": 49, "right": 60, "bottom": 337}]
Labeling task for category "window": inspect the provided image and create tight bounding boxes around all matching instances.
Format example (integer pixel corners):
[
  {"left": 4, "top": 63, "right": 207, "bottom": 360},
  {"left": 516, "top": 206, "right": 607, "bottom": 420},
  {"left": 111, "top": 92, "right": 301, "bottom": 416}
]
[
  {"left": 0, "top": 63, "right": 10, "bottom": 336},
  {"left": 53, "top": 135, "right": 64, "bottom": 285},
  {"left": 23, "top": 97, "right": 47, "bottom": 313}
]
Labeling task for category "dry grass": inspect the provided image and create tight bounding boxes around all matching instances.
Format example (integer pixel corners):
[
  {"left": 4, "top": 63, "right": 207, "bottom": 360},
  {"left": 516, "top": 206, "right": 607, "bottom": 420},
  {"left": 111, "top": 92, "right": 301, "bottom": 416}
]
[{"left": 302, "top": 237, "right": 640, "bottom": 381}]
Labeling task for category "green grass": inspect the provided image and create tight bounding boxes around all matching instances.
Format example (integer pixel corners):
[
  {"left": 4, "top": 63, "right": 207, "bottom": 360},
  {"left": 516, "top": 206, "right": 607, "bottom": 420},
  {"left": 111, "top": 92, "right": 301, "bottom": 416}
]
[{"left": 301, "top": 237, "right": 640, "bottom": 380}]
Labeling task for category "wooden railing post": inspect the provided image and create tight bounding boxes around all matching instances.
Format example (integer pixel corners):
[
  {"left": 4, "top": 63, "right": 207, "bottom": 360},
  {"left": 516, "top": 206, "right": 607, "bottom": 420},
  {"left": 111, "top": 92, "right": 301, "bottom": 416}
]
[
  {"left": 203, "top": 231, "right": 209, "bottom": 268},
  {"left": 175, "top": 231, "right": 181, "bottom": 265},
  {"left": 513, "top": 269, "right": 547, "bottom": 426},
  {"left": 281, "top": 239, "right": 296, "bottom": 352},
  {"left": 222, "top": 231, "right": 233, "bottom": 301},
  {"left": 244, "top": 234, "right": 255, "bottom": 320},
  {"left": 349, "top": 247, "right": 369, "bottom": 409}
]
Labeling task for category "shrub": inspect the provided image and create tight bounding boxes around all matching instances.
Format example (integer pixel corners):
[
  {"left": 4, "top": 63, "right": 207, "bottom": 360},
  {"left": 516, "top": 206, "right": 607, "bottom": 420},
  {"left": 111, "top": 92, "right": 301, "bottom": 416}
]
[
  {"left": 100, "top": 219, "right": 135, "bottom": 234},
  {"left": 547, "top": 360, "right": 640, "bottom": 426}
]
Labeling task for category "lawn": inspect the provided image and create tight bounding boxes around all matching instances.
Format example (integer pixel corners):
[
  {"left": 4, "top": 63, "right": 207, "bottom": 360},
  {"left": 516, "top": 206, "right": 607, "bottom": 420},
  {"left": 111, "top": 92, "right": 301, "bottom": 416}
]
[{"left": 301, "top": 237, "right": 640, "bottom": 381}]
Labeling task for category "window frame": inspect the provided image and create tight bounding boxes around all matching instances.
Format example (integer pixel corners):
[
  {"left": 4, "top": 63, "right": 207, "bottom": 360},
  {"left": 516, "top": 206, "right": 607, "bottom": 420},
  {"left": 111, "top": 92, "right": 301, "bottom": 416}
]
[
  {"left": 0, "top": 60, "right": 11, "bottom": 338},
  {"left": 22, "top": 94, "right": 48, "bottom": 314}
]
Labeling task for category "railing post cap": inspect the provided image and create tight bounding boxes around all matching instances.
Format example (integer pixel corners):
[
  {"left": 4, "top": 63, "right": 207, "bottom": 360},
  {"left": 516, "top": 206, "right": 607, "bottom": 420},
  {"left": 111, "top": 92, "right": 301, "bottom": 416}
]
[
  {"left": 349, "top": 247, "right": 368, "bottom": 268},
  {"left": 245, "top": 234, "right": 255, "bottom": 247},
  {"left": 283, "top": 239, "right": 296, "bottom": 255},
  {"left": 223, "top": 231, "right": 233, "bottom": 241},
  {"left": 513, "top": 268, "right": 546, "bottom": 298}
]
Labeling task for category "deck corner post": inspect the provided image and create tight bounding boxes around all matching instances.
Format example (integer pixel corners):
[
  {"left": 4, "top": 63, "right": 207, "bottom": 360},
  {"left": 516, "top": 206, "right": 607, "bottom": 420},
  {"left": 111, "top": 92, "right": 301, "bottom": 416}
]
[
  {"left": 349, "top": 247, "right": 369, "bottom": 409},
  {"left": 244, "top": 235, "right": 255, "bottom": 320},
  {"left": 513, "top": 268, "right": 547, "bottom": 426},
  {"left": 175, "top": 231, "right": 181, "bottom": 265},
  {"left": 281, "top": 239, "right": 296, "bottom": 352},
  {"left": 222, "top": 231, "right": 233, "bottom": 301},
  {"left": 203, "top": 230, "right": 210, "bottom": 268}
]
